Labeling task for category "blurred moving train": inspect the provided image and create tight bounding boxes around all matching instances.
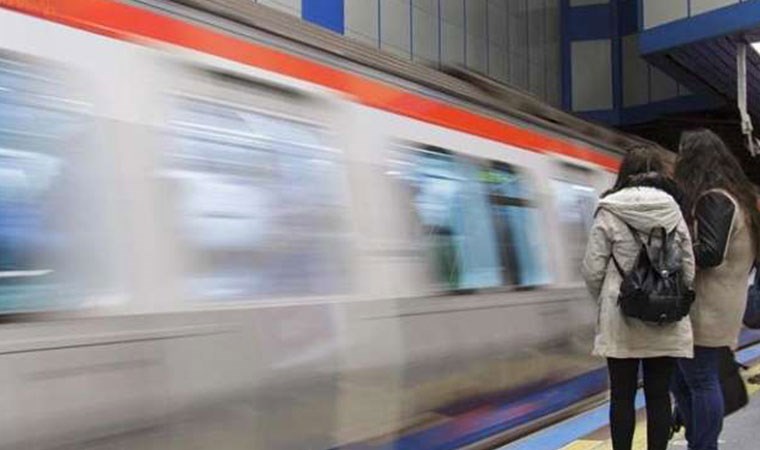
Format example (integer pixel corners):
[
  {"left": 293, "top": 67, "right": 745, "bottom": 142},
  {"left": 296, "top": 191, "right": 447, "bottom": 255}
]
[{"left": 0, "top": 1, "right": 715, "bottom": 449}]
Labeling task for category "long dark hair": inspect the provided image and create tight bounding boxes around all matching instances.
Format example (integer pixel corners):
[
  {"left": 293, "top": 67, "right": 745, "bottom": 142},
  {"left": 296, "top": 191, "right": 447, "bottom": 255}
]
[
  {"left": 674, "top": 129, "right": 760, "bottom": 255},
  {"left": 602, "top": 145, "right": 667, "bottom": 198}
]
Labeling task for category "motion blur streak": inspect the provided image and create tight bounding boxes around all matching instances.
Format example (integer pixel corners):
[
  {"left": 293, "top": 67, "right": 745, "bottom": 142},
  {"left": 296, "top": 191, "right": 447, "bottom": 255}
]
[{"left": 0, "top": 1, "right": 684, "bottom": 450}]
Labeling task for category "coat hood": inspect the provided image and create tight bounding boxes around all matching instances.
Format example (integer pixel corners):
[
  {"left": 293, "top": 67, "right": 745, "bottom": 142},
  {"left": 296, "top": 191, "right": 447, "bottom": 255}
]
[{"left": 598, "top": 187, "right": 682, "bottom": 233}]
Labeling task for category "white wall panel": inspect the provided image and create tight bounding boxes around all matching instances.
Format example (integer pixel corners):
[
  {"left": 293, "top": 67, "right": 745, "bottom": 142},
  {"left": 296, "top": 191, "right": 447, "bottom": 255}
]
[
  {"left": 487, "top": 0, "right": 508, "bottom": 48},
  {"left": 381, "top": 0, "right": 412, "bottom": 59},
  {"left": 508, "top": 0, "right": 529, "bottom": 90},
  {"left": 441, "top": 0, "right": 465, "bottom": 65},
  {"left": 413, "top": 0, "right": 437, "bottom": 13},
  {"left": 442, "top": 22, "right": 465, "bottom": 65},
  {"left": 650, "top": 66, "right": 678, "bottom": 102},
  {"left": 441, "top": 0, "right": 465, "bottom": 26},
  {"left": 691, "top": 0, "right": 739, "bottom": 16},
  {"left": 489, "top": 45, "right": 508, "bottom": 82},
  {"left": 487, "top": 0, "right": 508, "bottom": 82},
  {"left": 258, "top": 0, "right": 300, "bottom": 15},
  {"left": 643, "top": 0, "right": 688, "bottom": 29},
  {"left": 528, "top": 0, "right": 546, "bottom": 98},
  {"left": 467, "top": 37, "right": 488, "bottom": 72},
  {"left": 345, "top": 0, "right": 379, "bottom": 47},
  {"left": 413, "top": 1, "right": 439, "bottom": 64},
  {"left": 466, "top": 0, "right": 488, "bottom": 72},
  {"left": 571, "top": 39, "right": 612, "bottom": 111},
  {"left": 342, "top": 0, "right": 560, "bottom": 103},
  {"left": 546, "top": 0, "right": 561, "bottom": 106},
  {"left": 622, "top": 34, "right": 649, "bottom": 107}
]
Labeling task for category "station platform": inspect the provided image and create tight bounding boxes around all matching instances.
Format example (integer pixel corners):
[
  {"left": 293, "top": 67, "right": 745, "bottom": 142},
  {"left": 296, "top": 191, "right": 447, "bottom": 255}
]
[{"left": 500, "top": 345, "right": 760, "bottom": 450}]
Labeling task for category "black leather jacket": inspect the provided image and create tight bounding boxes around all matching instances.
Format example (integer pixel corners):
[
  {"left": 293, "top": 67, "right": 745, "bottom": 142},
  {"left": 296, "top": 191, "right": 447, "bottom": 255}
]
[{"left": 693, "top": 191, "right": 735, "bottom": 268}]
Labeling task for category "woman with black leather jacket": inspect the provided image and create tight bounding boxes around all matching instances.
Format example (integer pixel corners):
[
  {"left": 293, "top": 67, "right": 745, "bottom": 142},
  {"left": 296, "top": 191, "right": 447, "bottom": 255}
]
[{"left": 671, "top": 129, "right": 760, "bottom": 450}]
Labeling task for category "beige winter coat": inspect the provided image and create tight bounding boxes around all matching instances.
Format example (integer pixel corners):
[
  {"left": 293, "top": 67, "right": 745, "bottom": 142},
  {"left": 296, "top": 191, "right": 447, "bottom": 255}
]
[
  {"left": 582, "top": 187, "right": 696, "bottom": 359},
  {"left": 690, "top": 191, "right": 756, "bottom": 349}
]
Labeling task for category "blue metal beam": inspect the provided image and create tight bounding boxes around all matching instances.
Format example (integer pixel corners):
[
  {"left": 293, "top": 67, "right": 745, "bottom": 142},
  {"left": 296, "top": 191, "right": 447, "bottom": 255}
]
[{"left": 640, "top": 0, "right": 760, "bottom": 55}]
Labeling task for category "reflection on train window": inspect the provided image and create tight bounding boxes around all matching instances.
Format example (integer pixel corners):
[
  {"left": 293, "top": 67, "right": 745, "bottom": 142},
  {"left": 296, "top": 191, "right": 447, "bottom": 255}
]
[
  {"left": 552, "top": 180, "right": 597, "bottom": 281},
  {"left": 388, "top": 144, "right": 547, "bottom": 291},
  {"left": 0, "top": 58, "right": 113, "bottom": 312},
  {"left": 162, "top": 97, "right": 349, "bottom": 301},
  {"left": 482, "top": 165, "right": 549, "bottom": 286}
]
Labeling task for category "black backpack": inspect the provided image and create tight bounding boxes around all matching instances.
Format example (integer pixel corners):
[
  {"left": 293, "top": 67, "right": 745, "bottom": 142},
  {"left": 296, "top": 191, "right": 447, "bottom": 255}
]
[{"left": 611, "top": 224, "right": 695, "bottom": 324}]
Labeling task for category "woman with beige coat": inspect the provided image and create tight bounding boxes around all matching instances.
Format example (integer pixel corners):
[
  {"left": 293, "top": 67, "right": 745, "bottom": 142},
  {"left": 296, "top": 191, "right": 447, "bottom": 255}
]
[
  {"left": 582, "top": 146, "right": 696, "bottom": 450},
  {"left": 670, "top": 129, "right": 760, "bottom": 450}
]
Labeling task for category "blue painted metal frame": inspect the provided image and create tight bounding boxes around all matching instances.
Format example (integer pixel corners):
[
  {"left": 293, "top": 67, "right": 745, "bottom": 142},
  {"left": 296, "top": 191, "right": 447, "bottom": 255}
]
[
  {"left": 611, "top": 0, "right": 623, "bottom": 116},
  {"left": 640, "top": 0, "right": 760, "bottom": 55},
  {"left": 578, "top": 93, "right": 722, "bottom": 126},
  {"left": 619, "top": 0, "right": 639, "bottom": 36},
  {"left": 562, "top": 0, "right": 721, "bottom": 126},
  {"left": 302, "top": 0, "right": 344, "bottom": 34},
  {"left": 561, "top": 0, "right": 572, "bottom": 110},
  {"left": 566, "top": 4, "right": 612, "bottom": 40}
]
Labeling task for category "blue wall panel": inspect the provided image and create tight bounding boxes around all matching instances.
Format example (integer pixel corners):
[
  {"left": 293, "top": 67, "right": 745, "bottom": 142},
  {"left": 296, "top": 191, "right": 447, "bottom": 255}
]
[
  {"left": 303, "top": 0, "right": 345, "bottom": 34},
  {"left": 566, "top": 4, "right": 612, "bottom": 40}
]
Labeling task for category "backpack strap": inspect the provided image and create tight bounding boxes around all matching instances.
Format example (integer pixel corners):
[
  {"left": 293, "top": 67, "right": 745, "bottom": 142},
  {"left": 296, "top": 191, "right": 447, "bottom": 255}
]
[
  {"left": 623, "top": 222, "right": 643, "bottom": 246},
  {"left": 611, "top": 252, "right": 626, "bottom": 277},
  {"left": 597, "top": 207, "right": 644, "bottom": 277},
  {"left": 611, "top": 222, "right": 644, "bottom": 277}
]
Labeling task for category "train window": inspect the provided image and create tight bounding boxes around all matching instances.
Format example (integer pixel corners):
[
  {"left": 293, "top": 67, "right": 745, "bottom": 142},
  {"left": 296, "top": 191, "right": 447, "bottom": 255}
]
[
  {"left": 482, "top": 164, "right": 550, "bottom": 286},
  {"left": 388, "top": 144, "right": 529, "bottom": 291},
  {"left": 551, "top": 179, "right": 597, "bottom": 281},
  {"left": 0, "top": 57, "right": 120, "bottom": 313},
  {"left": 161, "top": 97, "right": 349, "bottom": 301}
]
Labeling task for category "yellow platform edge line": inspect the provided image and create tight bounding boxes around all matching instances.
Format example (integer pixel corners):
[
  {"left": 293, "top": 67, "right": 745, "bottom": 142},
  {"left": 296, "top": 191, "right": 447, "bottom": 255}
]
[{"left": 561, "top": 360, "right": 760, "bottom": 450}]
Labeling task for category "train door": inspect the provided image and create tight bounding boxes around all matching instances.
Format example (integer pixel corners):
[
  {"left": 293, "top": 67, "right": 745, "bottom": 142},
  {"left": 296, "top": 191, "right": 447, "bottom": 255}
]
[{"left": 150, "top": 64, "right": 355, "bottom": 449}]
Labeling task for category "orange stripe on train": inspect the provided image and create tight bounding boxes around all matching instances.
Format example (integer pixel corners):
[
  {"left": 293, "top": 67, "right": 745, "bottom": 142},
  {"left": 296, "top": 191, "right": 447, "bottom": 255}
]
[{"left": 0, "top": 0, "right": 621, "bottom": 171}]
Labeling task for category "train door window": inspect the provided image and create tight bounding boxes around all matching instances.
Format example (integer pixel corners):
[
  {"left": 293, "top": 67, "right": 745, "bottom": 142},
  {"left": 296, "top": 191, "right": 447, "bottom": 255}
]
[
  {"left": 161, "top": 81, "right": 349, "bottom": 301},
  {"left": 387, "top": 144, "right": 503, "bottom": 291},
  {"left": 551, "top": 174, "right": 597, "bottom": 281},
  {"left": 0, "top": 56, "right": 119, "bottom": 313},
  {"left": 481, "top": 164, "right": 549, "bottom": 286}
]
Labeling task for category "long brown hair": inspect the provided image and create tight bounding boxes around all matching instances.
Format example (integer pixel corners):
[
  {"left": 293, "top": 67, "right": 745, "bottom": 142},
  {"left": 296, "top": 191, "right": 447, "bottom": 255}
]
[
  {"left": 602, "top": 145, "right": 667, "bottom": 198},
  {"left": 674, "top": 129, "right": 760, "bottom": 255}
]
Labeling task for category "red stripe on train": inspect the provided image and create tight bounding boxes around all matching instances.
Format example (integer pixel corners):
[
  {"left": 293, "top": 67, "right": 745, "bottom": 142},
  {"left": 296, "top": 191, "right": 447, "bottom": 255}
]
[{"left": 0, "top": 0, "right": 620, "bottom": 171}]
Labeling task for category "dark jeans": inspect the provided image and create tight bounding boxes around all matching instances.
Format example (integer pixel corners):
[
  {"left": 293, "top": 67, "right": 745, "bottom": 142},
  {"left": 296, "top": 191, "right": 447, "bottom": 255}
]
[
  {"left": 672, "top": 346, "right": 724, "bottom": 450},
  {"left": 607, "top": 357, "right": 675, "bottom": 450}
]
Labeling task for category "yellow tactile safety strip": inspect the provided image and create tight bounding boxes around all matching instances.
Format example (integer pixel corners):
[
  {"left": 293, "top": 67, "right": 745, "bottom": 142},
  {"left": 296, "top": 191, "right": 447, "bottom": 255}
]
[{"left": 560, "top": 362, "right": 760, "bottom": 450}]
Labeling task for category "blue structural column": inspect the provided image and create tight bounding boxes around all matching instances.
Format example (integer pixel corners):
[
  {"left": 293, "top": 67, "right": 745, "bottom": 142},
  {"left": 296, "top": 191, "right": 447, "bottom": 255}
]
[
  {"left": 560, "top": 0, "right": 572, "bottom": 110},
  {"left": 302, "top": 0, "right": 345, "bottom": 34},
  {"left": 610, "top": 0, "right": 622, "bottom": 115}
]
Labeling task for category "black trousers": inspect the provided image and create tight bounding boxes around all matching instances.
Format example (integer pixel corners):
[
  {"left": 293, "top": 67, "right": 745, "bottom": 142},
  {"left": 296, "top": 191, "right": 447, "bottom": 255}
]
[{"left": 607, "top": 357, "right": 675, "bottom": 450}]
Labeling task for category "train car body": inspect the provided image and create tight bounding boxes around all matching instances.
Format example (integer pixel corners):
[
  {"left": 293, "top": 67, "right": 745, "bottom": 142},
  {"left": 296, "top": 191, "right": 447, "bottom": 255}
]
[{"left": 0, "top": 1, "right": 646, "bottom": 448}]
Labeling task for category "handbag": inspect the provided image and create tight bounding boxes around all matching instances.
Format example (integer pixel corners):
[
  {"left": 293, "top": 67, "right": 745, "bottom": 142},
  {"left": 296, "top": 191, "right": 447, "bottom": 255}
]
[
  {"left": 743, "top": 263, "right": 760, "bottom": 329},
  {"left": 719, "top": 347, "right": 749, "bottom": 417}
]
